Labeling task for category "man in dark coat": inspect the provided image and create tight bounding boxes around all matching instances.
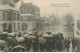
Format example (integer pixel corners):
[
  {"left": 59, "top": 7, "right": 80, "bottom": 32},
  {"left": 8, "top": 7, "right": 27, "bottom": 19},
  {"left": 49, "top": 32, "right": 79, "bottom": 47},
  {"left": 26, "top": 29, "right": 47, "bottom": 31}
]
[
  {"left": 64, "top": 38, "right": 71, "bottom": 52},
  {"left": 33, "top": 37, "right": 39, "bottom": 52},
  {"left": 32, "top": 31, "right": 39, "bottom": 52},
  {"left": 25, "top": 38, "right": 32, "bottom": 52},
  {"left": 45, "top": 38, "right": 52, "bottom": 52},
  {"left": 71, "top": 37, "right": 78, "bottom": 52},
  {"left": 39, "top": 37, "right": 45, "bottom": 52},
  {"left": 52, "top": 36, "right": 56, "bottom": 52},
  {"left": 1, "top": 33, "right": 8, "bottom": 41},
  {"left": 56, "top": 38, "right": 62, "bottom": 51}
]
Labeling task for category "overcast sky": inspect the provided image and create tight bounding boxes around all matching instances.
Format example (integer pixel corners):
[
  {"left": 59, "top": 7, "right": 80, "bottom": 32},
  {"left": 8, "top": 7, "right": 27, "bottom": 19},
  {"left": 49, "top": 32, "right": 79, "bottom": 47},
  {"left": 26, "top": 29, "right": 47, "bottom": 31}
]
[{"left": 16, "top": 0, "right": 80, "bottom": 17}]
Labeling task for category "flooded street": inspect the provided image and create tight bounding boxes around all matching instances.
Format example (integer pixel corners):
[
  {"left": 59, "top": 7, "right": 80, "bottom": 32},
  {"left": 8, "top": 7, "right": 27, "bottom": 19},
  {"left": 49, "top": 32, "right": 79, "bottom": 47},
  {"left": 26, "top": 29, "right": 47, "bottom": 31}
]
[{"left": 41, "top": 25, "right": 74, "bottom": 38}]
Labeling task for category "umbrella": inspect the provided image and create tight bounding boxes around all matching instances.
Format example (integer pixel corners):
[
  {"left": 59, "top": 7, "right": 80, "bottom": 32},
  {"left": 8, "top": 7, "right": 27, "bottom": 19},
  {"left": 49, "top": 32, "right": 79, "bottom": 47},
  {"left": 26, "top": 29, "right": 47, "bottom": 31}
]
[
  {"left": 7, "top": 37, "right": 13, "bottom": 39},
  {"left": 0, "top": 40, "right": 6, "bottom": 44},
  {"left": 18, "top": 31, "right": 24, "bottom": 36},
  {"left": 2, "top": 32, "right": 8, "bottom": 34},
  {"left": 0, "top": 40, "right": 6, "bottom": 46},
  {"left": 53, "top": 34, "right": 57, "bottom": 36},
  {"left": 23, "top": 31, "right": 28, "bottom": 35},
  {"left": 50, "top": 34, "right": 53, "bottom": 37},
  {"left": 12, "top": 32, "right": 18, "bottom": 36},
  {"left": 39, "top": 37, "right": 46, "bottom": 44},
  {"left": 18, "top": 31, "right": 23, "bottom": 33},
  {"left": 37, "top": 31, "right": 44, "bottom": 35},
  {"left": 23, "top": 34, "right": 29, "bottom": 38},
  {"left": 24, "top": 30, "right": 31, "bottom": 34},
  {"left": 1, "top": 32, "right": 8, "bottom": 40},
  {"left": 8, "top": 33, "right": 14, "bottom": 37},
  {"left": 28, "top": 36, "right": 36, "bottom": 40},
  {"left": 6, "top": 37, "right": 14, "bottom": 41},
  {"left": 18, "top": 31, "right": 23, "bottom": 36},
  {"left": 17, "top": 37, "right": 25, "bottom": 42},
  {"left": 12, "top": 45, "right": 25, "bottom": 49},
  {"left": 58, "top": 33, "right": 63, "bottom": 36},
  {"left": 6, "top": 37, "right": 16, "bottom": 44},
  {"left": 27, "top": 31, "right": 34, "bottom": 35},
  {"left": 6, "top": 37, "right": 18, "bottom": 46},
  {"left": 71, "top": 37, "right": 79, "bottom": 41},
  {"left": 53, "top": 34, "right": 60, "bottom": 39},
  {"left": 12, "top": 45, "right": 25, "bottom": 52},
  {"left": 42, "top": 34, "right": 51, "bottom": 38},
  {"left": 46, "top": 32, "right": 52, "bottom": 35}
]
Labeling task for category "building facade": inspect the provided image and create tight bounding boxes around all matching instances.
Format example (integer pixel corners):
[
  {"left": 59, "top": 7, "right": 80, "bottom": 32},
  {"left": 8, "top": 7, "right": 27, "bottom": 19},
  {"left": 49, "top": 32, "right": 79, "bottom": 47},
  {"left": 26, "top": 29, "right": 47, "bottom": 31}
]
[
  {"left": 0, "top": 0, "right": 22, "bottom": 33},
  {"left": 21, "top": 14, "right": 36, "bottom": 31},
  {"left": 0, "top": 0, "right": 40, "bottom": 33},
  {"left": 20, "top": 2, "right": 40, "bottom": 31},
  {"left": 20, "top": 2, "right": 40, "bottom": 17}
]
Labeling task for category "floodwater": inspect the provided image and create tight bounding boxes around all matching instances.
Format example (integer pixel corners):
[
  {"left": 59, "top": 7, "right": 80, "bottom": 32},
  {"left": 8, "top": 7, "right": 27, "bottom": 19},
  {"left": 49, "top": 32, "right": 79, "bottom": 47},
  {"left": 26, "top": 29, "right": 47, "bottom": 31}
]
[{"left": 41, "top": 25, "right": 74, "bottom": 38}]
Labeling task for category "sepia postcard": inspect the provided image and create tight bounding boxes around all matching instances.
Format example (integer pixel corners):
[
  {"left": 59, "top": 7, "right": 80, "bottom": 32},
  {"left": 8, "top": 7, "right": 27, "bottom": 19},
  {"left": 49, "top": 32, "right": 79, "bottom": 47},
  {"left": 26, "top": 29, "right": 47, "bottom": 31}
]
[{"left": 0, "top": 0, "right": 80, "bottom": 52}]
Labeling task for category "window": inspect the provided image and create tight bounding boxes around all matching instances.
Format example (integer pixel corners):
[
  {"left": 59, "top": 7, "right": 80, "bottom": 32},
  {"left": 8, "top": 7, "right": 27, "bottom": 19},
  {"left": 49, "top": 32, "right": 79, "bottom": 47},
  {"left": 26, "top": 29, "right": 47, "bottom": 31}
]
[
  {"left": 26, "top": 25, "right": 27, "bottom": 30},
  {"left": 13, "top": 13, "right": 16, "bottom": 20},
  {"left": 7, "top": 12, "right": 9, "bottom": 20},
  {"left": 3, "top": 23, "right": 7, "bottom": 32},
  {"left": 28, "top": 16, "right": 30, "bottom": 21},
  {"left": 14, "top": 23, "right": 15, "bottom": 31},
  {"left": 8, "top": 24, "right": 12, "bottom": 33},
  {"left": 6, "top": 12, "right": 11, "bottom": 20},
  {"left": 3, "top": 12, "right": 7, "bottom": 20},
  {"left": 17, "top": 13, "right": 20, "bottom": 20},
  {"left": 3, "top": 11, "right": 11, "bottom": 20},
  {"left": 3, "top": 12, "right": 5, "bottom": 20},
  {"left": 18, "top": 23, "right": 20, "bottom": 30}
]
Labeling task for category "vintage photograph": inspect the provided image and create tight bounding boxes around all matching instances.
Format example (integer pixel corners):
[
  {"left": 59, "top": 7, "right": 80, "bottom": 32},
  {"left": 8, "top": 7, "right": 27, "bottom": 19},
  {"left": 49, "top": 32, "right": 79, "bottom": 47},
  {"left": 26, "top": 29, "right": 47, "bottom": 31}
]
[{"left": 0, "top": 0, "right": 80, "bottom": 52}]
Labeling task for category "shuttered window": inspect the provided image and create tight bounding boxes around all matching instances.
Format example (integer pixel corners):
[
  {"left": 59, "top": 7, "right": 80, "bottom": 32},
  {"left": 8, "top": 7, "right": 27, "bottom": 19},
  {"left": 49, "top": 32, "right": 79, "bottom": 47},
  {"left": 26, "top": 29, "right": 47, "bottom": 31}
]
[
  {"left": 13, "top": 13, "right": 16, "bottom": 20},
  {"left": 3, "top": 12, "right": 7, "bottom": 20},
  {"left": 7, "top": 12, "right": 11, "bottom": 20}
]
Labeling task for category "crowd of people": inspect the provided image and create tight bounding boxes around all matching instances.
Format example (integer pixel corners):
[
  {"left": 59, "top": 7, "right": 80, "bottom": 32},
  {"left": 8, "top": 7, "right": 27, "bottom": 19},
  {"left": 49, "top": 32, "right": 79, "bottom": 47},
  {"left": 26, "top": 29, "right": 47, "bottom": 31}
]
[{"left": 0, "top": 30, "right": 79, "bottom": 52}]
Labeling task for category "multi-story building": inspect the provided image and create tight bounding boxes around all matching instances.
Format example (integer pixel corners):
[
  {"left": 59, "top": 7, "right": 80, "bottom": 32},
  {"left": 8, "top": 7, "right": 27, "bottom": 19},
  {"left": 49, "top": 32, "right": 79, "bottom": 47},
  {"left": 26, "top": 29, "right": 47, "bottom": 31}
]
[
  {"left": 0, "top": 0, "right": 22, "bottom": 33},
  {"left": 20, "top": 1, "right": 40, "bottom": 31},
  {"left": 0, "top": 0, "right": 15, "bottom": 7},
  {"left": 20, "top": 2, "right": 40, "bottom": 17}
]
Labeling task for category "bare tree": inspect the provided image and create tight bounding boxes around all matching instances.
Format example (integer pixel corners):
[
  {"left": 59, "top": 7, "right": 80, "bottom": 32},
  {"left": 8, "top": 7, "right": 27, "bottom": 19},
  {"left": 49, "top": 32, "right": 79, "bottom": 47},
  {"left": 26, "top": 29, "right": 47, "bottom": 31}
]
[
  {"left": 50, "top": 14, "right": 61, "bottom": 26},
  {"left": 64, "top": 13, "right": 74, "bottom": 33},
  {"left": 64, "top": 13, "right": 74, "bottom": 25}
]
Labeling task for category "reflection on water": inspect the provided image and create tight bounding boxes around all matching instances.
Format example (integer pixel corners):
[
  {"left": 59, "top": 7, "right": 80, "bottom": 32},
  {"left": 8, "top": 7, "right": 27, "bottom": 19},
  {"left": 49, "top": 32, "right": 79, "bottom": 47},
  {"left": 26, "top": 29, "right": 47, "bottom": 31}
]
[{"left": 41, "top": 25, "right": 74, "bottom": 37}]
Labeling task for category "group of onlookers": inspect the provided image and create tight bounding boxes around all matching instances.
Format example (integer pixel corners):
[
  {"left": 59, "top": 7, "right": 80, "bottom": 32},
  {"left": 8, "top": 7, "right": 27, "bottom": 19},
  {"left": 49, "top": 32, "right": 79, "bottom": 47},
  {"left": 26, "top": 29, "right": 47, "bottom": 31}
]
[{"left": 0, "top": 31, "right": 80, "bottom": 52}]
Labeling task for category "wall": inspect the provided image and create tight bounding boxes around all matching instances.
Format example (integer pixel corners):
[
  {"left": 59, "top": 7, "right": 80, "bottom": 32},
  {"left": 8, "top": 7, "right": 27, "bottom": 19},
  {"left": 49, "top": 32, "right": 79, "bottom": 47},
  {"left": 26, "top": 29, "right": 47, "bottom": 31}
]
[
  {"left": 22, "top": 21, "right": 36, "bottom": 31},
  {"left": 0, "top": 11, "right": 3, "bottom": 20}
]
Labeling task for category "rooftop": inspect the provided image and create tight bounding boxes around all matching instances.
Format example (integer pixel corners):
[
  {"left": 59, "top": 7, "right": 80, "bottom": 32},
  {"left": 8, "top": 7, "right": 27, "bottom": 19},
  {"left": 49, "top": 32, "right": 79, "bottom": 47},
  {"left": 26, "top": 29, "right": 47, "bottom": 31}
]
[{"left": 0, "top": 4, "right": 20, "bottom": 11}]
